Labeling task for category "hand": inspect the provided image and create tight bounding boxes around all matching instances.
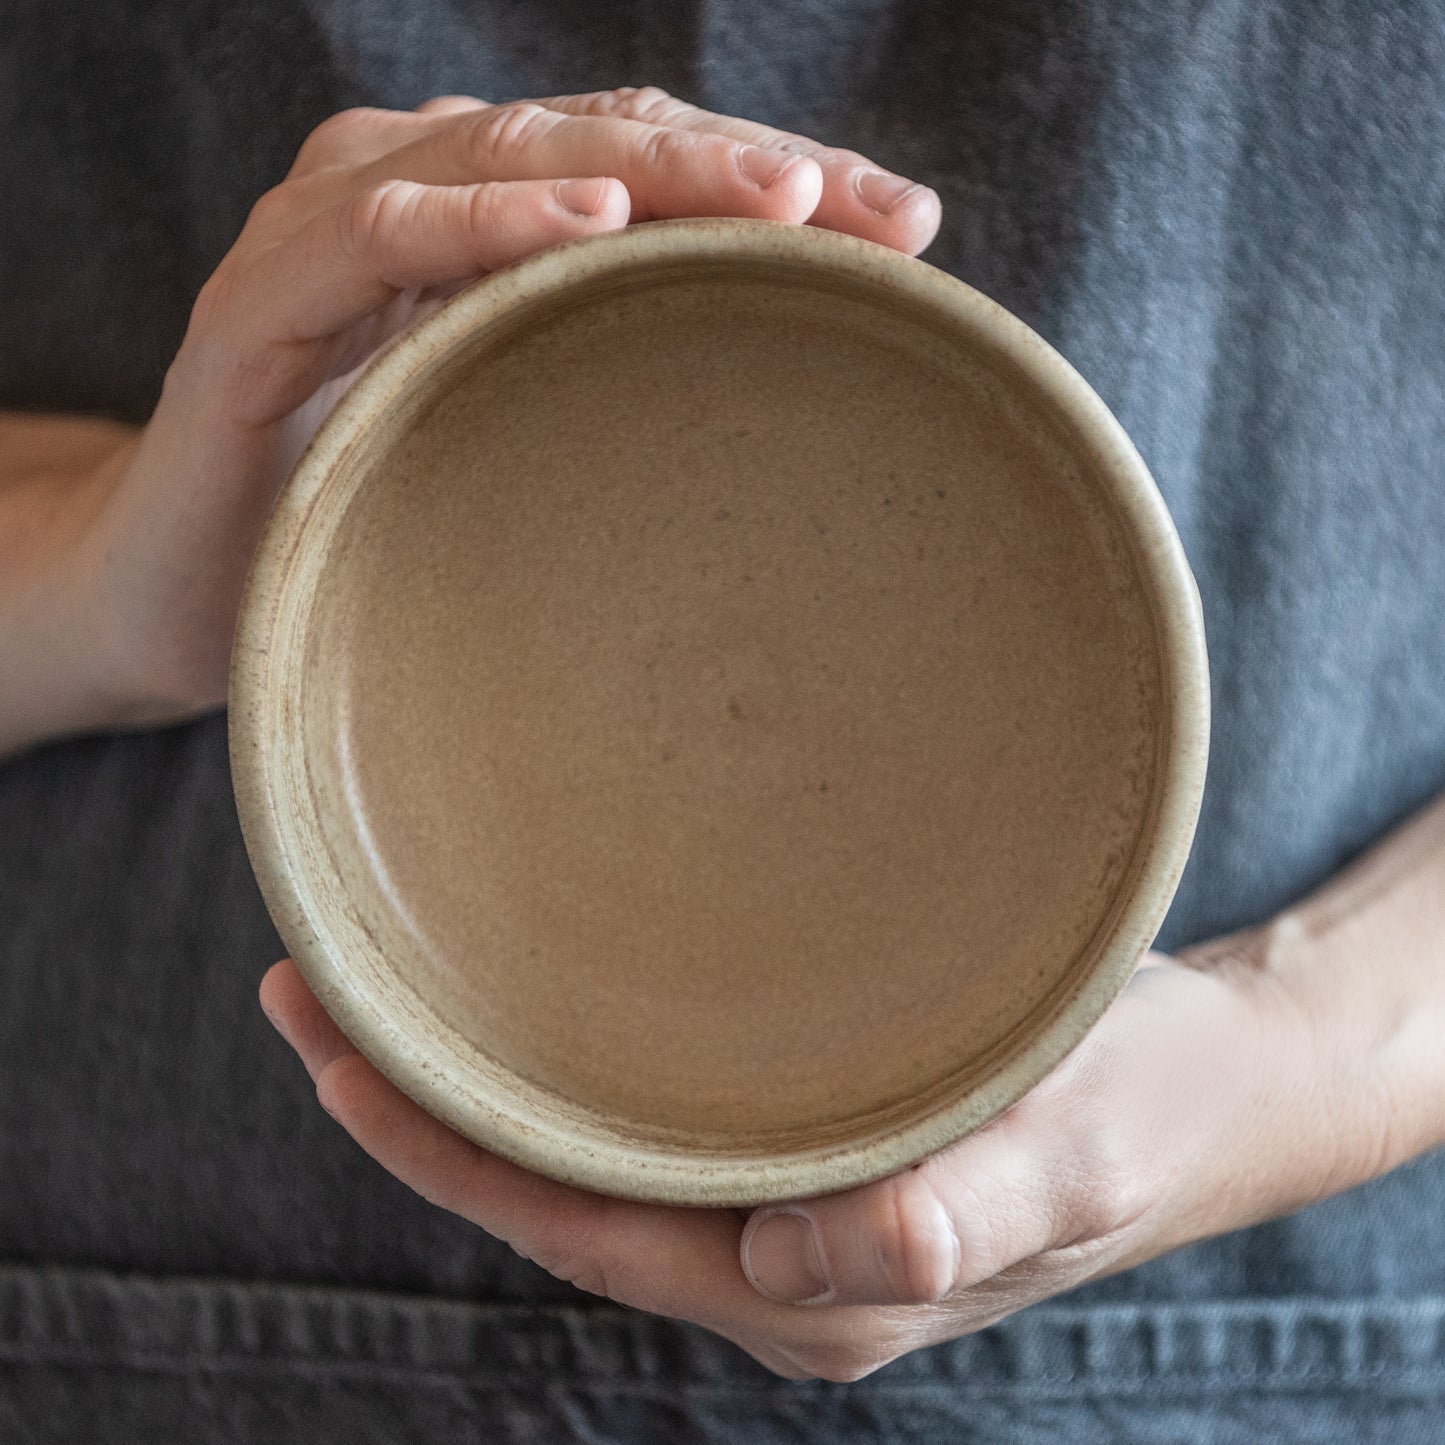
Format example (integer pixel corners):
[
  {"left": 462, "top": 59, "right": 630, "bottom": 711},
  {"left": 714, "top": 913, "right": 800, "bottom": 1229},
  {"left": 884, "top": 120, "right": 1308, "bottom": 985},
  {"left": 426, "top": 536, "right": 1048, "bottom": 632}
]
[
  {"left": 259, "top": 942, "right": 1374, "bottom": 1381},
  {"left": 7, "top": 89, "right": 940, "bottom": 749}
]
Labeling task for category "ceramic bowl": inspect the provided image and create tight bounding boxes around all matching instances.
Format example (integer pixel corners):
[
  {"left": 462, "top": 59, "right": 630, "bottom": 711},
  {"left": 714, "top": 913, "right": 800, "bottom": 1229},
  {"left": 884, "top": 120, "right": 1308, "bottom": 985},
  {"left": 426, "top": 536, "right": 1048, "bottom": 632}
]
[{"left": 230, "top": 218, "right": 1208, "bottom": 1206}]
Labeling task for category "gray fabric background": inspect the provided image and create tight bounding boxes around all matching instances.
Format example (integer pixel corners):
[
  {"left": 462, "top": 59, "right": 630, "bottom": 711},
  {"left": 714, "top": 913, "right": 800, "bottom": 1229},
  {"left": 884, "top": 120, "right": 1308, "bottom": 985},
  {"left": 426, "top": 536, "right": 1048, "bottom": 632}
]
[{"left": 2, "top": 0, "right": 1444, "bottom": 1438}]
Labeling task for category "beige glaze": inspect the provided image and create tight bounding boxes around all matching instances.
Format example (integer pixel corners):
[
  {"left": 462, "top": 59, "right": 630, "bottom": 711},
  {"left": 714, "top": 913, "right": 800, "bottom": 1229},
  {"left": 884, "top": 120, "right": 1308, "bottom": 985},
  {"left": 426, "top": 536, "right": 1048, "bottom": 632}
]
[{"left": 231, "top": 220, "right": 1209, "bottom": 1204}]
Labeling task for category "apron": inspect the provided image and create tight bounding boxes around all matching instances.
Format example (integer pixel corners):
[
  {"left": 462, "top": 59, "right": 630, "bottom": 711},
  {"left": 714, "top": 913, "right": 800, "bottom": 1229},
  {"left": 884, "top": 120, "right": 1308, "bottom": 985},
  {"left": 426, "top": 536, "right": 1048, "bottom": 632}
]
[{"left": 3, "top": 0, "right": 1444, "bottom": 1437}]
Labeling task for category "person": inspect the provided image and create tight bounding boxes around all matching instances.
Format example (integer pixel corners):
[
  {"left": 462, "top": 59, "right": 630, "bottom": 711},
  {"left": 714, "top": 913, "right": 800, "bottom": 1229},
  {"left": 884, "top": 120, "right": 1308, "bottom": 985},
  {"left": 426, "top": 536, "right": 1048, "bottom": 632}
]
[{"left": 2, "top": 2, "right": 1443, "bottom": 1439}]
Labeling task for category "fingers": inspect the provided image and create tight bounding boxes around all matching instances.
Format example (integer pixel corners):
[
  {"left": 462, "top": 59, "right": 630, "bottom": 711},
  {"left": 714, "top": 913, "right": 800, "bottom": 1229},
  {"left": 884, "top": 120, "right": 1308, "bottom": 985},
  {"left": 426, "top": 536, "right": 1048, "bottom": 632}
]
[
  {"left": 257, "top": 950, "right": 1269, "bottom": 1382},
  {"left": 260, "top": 960, "right": 775, "bottom": 1329},
  {"left": 297, "top": 93, "right": 934, "bottom": 251},
  {"left": 265, "top": 947, "right": 1079, "bottom": 1317},
  {"left": 194, "top": 176, "right": 629, "bottom": 424},
  {"left": 370, "top": 103, "right": 825, "bottom": 226},
  {"left": 258, "top": 959, "right": 357, "bottom": 1082},
  {"left": 292, "top": 175, "right": 630, "bottom": 339},
  {"left": 533, "top": 87, "right": 941, "bottom": 255},
  {"left": 312, "top": 1049, "right": 762, "bottom": 1318},
  {"left": 210, "top": 88, "right": 938, "bottom": 430},
  {"left": 259, "top": 957, "right": 1079, "bottom": 1381}
]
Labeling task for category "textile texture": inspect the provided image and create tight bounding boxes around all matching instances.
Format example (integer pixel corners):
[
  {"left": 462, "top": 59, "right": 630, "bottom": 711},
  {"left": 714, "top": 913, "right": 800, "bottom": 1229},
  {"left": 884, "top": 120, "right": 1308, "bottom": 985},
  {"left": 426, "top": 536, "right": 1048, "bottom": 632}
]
[{"left": 2, "top": 0, "right": 1444, "bottom": 1438}]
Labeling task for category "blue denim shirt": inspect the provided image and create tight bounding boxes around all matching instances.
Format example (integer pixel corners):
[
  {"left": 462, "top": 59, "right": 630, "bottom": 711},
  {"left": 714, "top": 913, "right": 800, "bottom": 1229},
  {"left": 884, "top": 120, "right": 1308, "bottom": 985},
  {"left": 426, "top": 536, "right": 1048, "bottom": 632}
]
[{"left": 1, "top": 0, "right": 1443, "bottom": 1438}]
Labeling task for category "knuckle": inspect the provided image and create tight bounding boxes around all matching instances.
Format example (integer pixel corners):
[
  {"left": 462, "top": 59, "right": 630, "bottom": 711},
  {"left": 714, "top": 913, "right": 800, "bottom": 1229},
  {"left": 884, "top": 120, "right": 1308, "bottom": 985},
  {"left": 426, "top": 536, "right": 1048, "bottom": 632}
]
[
  {"left": 511, "top": 1240, "right": 613, "bottom": 1301},
  {"left": 327, "top": 104, "right": 388, "bottom": 133},
  {"left": 586, "top": 85, "right": 645, "bottom": 115},
  {"left": 297, "top": 106, "right": 384, "bottom": 165},
  {"left": 558, "top": 1258, "right": 614, "bottom": 1300},
  {"left": 508, "top": 1208, "right": 626, "bottom": 1305},
  {"left": 463, "top": 182, "right": 503, "bottom": 235},
  {"left": 788, "top": 1340, "right": 893, "bottom": 1384},
  {"left": 760, "top": 1358, "right": 815, "bottom": 1383},
  {"left": 1054, "top": 1130, "right": 1147, "bottom": 1245},
  {"left": 338, "top": 179, "right": 417, "bottom": 264},
  {"left": 638, "top": 123, "right": 703, "bottom": 173},
  {"left": 600, "top": 84, "right": 687, "bottom": 123},
  {"left": 873, "top": 1171, "right": 961, "bottom": 1304},
  {"left": 188, "top": 265, "right": 235, "bottom": 338},
  {"left": 466, "top": 101, "right": 550, "bottom": 168},
  {"left": 245, "top": 182, "right": 293, "bottom": 232}
]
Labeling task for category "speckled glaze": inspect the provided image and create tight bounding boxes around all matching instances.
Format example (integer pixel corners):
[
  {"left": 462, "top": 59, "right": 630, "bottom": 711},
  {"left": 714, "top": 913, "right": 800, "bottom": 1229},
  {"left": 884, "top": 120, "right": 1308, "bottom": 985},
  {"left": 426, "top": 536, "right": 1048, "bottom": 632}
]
[{"left": 229, "top": 218, "right": 1209, "bottom": 1207}]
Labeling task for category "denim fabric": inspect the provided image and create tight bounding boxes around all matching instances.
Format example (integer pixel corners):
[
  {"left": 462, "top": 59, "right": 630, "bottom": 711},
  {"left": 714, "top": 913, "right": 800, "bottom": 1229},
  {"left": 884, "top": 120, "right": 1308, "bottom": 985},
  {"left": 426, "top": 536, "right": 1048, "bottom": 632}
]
[
  {"left": 3, "top": 0, "right": 1445, "bottom": 1439},
  {"left": 4, "top": 1265, "right": 1445, "bottom": 1442}
]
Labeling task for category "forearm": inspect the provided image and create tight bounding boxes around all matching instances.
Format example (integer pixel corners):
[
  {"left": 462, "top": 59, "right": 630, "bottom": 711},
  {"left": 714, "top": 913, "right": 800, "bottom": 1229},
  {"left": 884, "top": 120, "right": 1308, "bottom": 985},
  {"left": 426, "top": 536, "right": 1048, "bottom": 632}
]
[{"left": 0, "top": 411, "right": 141, "bottom": 757}]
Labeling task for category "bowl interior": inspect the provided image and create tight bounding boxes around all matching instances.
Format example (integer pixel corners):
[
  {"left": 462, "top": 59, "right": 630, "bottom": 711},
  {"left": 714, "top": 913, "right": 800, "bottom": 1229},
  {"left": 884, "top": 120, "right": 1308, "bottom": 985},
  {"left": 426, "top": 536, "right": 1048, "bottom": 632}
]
[{"left": 236, "top": 222, "right": 1201, "bottom": 1204}]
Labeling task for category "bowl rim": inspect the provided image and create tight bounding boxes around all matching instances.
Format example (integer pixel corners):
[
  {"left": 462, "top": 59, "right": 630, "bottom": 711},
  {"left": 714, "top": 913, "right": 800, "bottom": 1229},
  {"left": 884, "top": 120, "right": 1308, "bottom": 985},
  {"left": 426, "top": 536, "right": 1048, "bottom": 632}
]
[{"left": 230, "top": 216, "right": 1209, "bottom": 1206}]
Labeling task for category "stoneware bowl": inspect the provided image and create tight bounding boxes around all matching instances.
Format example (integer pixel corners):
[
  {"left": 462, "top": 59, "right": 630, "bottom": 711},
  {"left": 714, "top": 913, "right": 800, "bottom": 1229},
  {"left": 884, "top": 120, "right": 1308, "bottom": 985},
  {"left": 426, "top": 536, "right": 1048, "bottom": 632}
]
[{"left": 230, "top": 217, "right": 1209, "bottom": 1207}]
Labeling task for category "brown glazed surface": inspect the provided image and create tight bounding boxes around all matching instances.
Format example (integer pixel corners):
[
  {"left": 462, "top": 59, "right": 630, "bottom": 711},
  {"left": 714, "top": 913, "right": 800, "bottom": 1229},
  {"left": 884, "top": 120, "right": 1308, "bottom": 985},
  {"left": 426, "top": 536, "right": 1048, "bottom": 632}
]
[{"left": 300, "top": 262, "right": 1161, "bottom": 1151}]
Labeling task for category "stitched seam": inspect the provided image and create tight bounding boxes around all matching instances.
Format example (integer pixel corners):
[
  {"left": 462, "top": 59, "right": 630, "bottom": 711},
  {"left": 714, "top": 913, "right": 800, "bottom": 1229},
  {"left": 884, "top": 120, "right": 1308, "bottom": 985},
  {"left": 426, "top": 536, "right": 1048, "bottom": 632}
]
[{"left": 4, "top": 1346, "right": 1445, "bottom": 1399}]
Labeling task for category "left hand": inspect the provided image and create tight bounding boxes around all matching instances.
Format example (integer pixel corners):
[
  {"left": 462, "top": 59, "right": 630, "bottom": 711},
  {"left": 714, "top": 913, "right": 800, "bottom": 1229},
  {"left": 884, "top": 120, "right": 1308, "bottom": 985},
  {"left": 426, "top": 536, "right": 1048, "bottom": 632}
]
[
  {"left": 260, "top": 942, "right": 1358, "bottom": 1381},
  {"left": 0, "top": 88, "right": 941, "bottom": 758}
]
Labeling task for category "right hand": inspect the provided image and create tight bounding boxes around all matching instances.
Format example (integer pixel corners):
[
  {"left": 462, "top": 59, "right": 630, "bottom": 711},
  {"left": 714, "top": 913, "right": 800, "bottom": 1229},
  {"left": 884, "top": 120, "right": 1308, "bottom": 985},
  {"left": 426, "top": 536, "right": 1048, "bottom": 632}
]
[{"left": 52, "top": 89, "right": 941, "bottom": 737}]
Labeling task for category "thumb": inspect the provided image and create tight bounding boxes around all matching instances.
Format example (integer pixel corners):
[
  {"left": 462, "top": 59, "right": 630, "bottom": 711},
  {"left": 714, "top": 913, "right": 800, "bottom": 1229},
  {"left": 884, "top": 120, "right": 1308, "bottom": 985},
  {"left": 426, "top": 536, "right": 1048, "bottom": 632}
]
[
  {"left": 739, "top": 1112, "right": 1109, "bottom": 1308},
  {"left": 738, "top": 956, "right": 1195, "bottom": 1308}
]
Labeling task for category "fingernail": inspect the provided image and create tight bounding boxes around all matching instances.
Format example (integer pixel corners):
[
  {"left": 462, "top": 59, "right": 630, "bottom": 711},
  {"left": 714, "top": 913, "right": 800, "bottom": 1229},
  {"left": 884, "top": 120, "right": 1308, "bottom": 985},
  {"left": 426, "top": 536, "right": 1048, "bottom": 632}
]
[
  {"left": 737, "top": 144, "right": 797, "bottom": 189},
  {"left": 743, "top": 1209, "right": 833, "bottom": 1304},
  {"left": 555, "top": 176, "right": 610, "bottom": 216},
  {"left": 855, "top": 169, "right": 922, "bottom": 215}
]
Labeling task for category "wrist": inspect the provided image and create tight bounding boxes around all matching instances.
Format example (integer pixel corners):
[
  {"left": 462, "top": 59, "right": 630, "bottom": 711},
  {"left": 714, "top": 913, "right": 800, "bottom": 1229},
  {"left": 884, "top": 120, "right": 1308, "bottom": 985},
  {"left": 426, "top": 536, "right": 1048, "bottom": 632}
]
[
  {"left": 1180, "top": 800, "right": 1445, "bottom": 1208},
  {"left": 77, "top": 365, "right": 300, "bottom": 734},
  {"left": 1123, "top": 958, "right": 1325, "bottom": 1255},
  {"left": 0, "top": 433, "right": 141, "bottom": 756},
  {"left": 1252, "top": 912, "right": 1445, "bottom": 1192}
]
